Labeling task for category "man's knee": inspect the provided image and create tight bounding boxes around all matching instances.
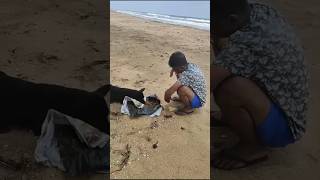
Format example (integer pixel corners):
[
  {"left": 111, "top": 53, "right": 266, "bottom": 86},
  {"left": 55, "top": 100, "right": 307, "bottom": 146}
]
[
  {"left": 214, "top": 76, "right": 251, "bottom": 105},
  {"left": 177, "top": 85, "right": 195, "bottom": 102},
  {"left": 177, "top": 86, "right": 190, "bottom": 95}
]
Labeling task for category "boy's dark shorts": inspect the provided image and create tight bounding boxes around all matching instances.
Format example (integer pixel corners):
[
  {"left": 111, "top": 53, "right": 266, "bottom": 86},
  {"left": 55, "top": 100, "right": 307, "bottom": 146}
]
[
  {"left": 191, "top": 94, "right": 202, "bottom": 109},
  {"left": 256, "top": 102, "right": 295, "bottom": 147}
]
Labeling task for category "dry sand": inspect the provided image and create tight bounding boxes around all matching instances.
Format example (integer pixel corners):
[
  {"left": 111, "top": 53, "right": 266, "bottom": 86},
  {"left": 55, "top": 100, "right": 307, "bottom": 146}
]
[
  {"left": 0, "top": 0, "right": 108, "bottom": 179},
  {"left": 212, "top": 0, "right": 320, "bottom": 179},
  {"left": 109, "top": 12, "right": 210, "bottom": 179}
]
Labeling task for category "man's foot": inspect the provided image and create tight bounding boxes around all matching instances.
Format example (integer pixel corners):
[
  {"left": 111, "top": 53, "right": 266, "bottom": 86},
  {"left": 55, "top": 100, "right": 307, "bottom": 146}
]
[
  {"left": 212, "top": 126, "right": 240, "bottom": 155},
  {"left": 175, "top": 107, "right": 194, "bottom": 115},
  {"left": 212, "top": 145, "right": 269, "bottom": 170}
]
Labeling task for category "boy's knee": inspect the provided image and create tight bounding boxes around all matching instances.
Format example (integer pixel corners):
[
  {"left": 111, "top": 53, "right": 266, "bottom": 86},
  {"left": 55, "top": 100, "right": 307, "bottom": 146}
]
[
  {"left": 214, "top": 76, "right": 248, "bottom": 103},
  {"left": 177, "top": 86, "right": 188, "bottom": 95},
  {"left": 178, "top": 85, "right": 195, "bottom": 97}
]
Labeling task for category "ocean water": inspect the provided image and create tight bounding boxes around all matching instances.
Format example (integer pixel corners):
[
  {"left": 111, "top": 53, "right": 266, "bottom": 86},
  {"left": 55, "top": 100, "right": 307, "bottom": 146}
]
[{"left": 115, "top": 10, "right": 210, "bottom": 31}]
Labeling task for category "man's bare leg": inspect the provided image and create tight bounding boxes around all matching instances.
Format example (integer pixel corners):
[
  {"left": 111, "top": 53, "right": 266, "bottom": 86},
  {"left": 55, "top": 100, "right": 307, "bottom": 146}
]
[
  {"left": 213, "top": 76, "right": 271, "bottom": 169},
  {"left": 176, "top": 86, "right": 195, "bottom": 113}
]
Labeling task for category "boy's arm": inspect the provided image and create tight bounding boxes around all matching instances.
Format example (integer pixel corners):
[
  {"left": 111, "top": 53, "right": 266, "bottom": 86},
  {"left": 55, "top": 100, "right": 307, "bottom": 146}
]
[{"left": 164, "top": 81, "right": 182, "bottom": 103}]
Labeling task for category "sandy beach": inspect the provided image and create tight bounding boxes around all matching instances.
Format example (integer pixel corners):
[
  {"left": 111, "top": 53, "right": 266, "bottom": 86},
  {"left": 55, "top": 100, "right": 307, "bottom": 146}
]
[
  {"left": 109, "top": 11, "right": 210, "bottom": 179},
  {"left": 1, "top": 0, "right": 317, "bottom": 179},
  {"left": 0, "top": 0, "right": 108, "bottom": 179},
  {"left": 213, "top": 0, "right": 320, "bottom": 179}
]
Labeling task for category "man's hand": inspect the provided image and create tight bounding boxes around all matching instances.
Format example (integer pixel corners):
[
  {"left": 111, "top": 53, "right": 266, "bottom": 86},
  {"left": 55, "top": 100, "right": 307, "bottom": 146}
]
[
  {"left": 170, "top": 69, "right": 180, "bottom": 79},
  {"left": 164, "top": 81, "right": 182, "bottom": 103},
  {"left": 164, "top": 90, "right": 171, "bottom": 103}
]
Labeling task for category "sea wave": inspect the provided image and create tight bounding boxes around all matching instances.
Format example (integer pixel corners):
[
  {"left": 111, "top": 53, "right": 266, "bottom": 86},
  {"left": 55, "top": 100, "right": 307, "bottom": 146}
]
[{"left": 116, "top": 10, "right": 210, "bottom": 31}]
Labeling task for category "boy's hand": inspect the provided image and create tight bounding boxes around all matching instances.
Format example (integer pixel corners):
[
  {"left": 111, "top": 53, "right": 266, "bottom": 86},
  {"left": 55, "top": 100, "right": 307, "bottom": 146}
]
[
  {"left": 164, "top": 90, "right": 171, "bottom": 103},
  {"left": 170, "top": 69, "right": 180, "bottom": 79},
  {"left": 170, "top": 69, "right": 174, "bottom": 77},
  {"left": 164, "top": 81, "right": 182, "bottom": 103}
]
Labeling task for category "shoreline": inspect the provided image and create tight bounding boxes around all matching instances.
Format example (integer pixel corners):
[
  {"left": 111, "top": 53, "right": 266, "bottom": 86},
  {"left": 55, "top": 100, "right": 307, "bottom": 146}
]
[{"left": 110, "top": 10, "right": 210, "bottom": 32}]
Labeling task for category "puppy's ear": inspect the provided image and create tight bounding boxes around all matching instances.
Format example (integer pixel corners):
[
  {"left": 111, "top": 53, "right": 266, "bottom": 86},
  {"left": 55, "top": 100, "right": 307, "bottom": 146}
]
[{"left": 139, "top": 88, "right": 145, "bottom": 93}]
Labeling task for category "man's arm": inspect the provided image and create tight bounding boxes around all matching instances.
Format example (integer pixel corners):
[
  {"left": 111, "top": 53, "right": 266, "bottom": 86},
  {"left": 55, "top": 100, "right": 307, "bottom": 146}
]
[
  {"left": 211, "top": 65, "right": 232, "bottom": 92},
  {"left": 164, "top": 81, "right": 182, "bottom": 103}
]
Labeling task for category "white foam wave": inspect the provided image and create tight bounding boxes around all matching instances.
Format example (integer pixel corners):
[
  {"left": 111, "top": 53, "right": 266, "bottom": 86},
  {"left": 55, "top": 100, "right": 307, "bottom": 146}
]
[{"left": 116, "top": 10, "right": 210, "bottom": 31}]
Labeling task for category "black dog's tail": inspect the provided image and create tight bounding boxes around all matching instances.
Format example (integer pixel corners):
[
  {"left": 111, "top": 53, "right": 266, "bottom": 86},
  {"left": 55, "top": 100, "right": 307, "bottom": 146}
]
[{"left": 94, "top": 84, "right": 112, "bottom": 97}]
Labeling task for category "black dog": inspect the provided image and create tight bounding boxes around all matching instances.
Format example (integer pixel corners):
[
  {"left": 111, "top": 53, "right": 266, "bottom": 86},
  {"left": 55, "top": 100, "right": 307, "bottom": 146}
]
[
  {"left": 0, "top": 71, "right": 110, "bottom": 136},
  {"left": 109, "top": 85, "right": 145, "bottom": 104},
  {"left": 94, "top": 84, "right": 145, "bottom": 104}
]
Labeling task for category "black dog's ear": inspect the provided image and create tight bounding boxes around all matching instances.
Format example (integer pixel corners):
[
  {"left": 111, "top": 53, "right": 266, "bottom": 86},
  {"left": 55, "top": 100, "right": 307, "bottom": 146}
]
[{"left": 139, "top": 88, "right": 145, "bottom": 93}]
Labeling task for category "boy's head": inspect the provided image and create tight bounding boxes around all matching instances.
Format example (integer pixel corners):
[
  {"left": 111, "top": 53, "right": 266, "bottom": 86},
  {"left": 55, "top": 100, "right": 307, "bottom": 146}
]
[
  {"left": 213, "top": 0, "right": 250, "bottom": 38},
  {"left": 168, "top": 51, "right": 188, "bottom": 73}
]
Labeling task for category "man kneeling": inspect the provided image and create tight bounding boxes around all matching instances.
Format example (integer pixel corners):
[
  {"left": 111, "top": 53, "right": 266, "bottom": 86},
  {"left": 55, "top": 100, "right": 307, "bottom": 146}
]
[
  {"left": 212, "top": 0, "right": 309, "bottom": 170},
  {"left": 164, "top": 51, "right": 207, "bottom": 115}
]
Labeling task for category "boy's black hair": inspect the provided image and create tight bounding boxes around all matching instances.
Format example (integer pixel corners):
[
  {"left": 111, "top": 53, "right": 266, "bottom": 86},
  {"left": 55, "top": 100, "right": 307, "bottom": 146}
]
[
  {"left": 168, "top": 51, "right": 188, "bottom": 68},
  {"left": 213, "top": 0, "right": 249, "bottom": 19}
]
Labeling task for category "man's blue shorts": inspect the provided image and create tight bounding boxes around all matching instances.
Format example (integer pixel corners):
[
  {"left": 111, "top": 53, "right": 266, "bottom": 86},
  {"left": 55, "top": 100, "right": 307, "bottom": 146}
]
[
  {"left": 256, "top": 103, "right": 295, "bottom": 147},
  {"left": 191, "top": 94, "right": 202, "bottom": 109}
]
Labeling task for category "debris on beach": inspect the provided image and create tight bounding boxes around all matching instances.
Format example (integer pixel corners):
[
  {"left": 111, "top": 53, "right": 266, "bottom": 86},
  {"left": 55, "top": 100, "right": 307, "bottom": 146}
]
[
  {"left": 112, "top": 144, "right": 131, "bottom": 173},
  {"left": 145, "top": 136, "right": 152, "bottom": 142},
  {"left": 164, "top": 113, "right": 173, "bottom": 119},
  {"left": 0, "top": 154, "right": 32, "bottom": 171},
  {"left": 152, "top": 141, "right": 159, "bottom": 149},
  {"left": 0, "top": 156, "right": 19, "bottom": 170},
  {"left": 150, "top": 121, "right": 159, "bottom": 129},
  {"left": 111, "top": 111, "right": 121, "bottom": 116}
]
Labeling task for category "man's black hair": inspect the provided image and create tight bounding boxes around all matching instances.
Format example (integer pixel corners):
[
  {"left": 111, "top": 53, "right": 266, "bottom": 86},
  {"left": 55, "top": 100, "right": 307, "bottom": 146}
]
[
  {"left": 168, "top": 51, "right": 188, "bottom": 68},
  {"left": 213, "top": 0, "right": 249, "bottom": 19},
  {"left": 212, "top": 0, "right": 251, "bottom": 38}
]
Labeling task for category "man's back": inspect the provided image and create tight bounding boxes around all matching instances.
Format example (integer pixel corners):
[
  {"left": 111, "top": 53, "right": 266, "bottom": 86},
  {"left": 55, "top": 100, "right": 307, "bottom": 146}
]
[
  {"left": 178, "top": 63, "right": 207, "bottom": 105},
  {"left": 214, "top": 2, "right": 309, "bottom": 140}
]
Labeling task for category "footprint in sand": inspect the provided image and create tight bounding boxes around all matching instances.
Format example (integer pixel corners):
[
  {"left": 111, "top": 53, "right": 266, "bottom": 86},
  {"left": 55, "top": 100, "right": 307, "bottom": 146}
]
[
  {"left": 79, "top": 60, "right": 107, "bottom": 72},
  {"left": 145, "top": 136, "right": 152, "bottom": 142},
  {"left": 150, "top": 121, "right": 159, "bottom": 129},
  {"left": 84, "top": 39, "right": 100, "bottom": 52},
  {"left": 134, "top": 79, "right": 146, "bottom": 87},
  {"left": 35, "top": 52, "right": 60, "bottom": 64},
  {"left": 120, "top": 78, "right": 129, "bottom": 82},
  {"left": 79, "top": 13, "right": 93, "bottom": 20},
  {"left": 8, "top": 48, "right": 17, "bottom": 57}
]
